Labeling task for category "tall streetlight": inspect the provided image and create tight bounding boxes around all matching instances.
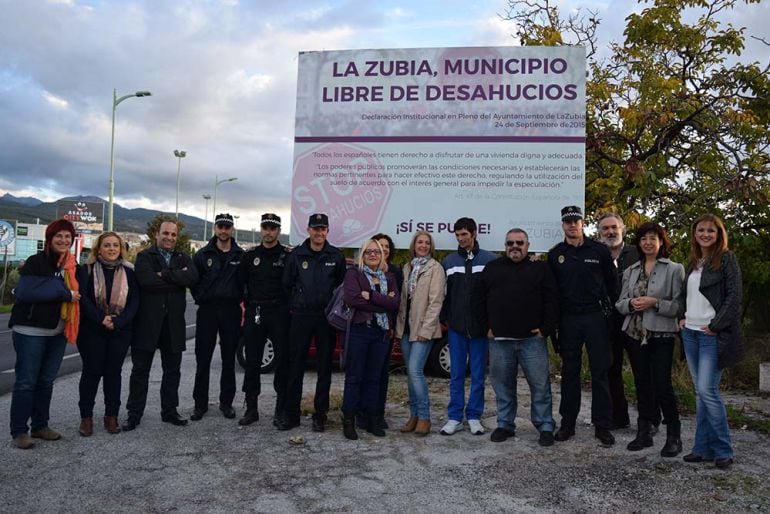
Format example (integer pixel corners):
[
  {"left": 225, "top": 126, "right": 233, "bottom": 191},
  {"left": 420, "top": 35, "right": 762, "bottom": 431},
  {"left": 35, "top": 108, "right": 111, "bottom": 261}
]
[
  {"left": 107, "top": 88, "right": 152, "bottom": 231},
  {"left": 202, "top": 193, "right": 212, "bottom": 241},
  {"left": 173, "top": 149, "right": 187, "bottom": 219},
  {"left": 211, "top": 175, "right": 238, "bottom": 237}
]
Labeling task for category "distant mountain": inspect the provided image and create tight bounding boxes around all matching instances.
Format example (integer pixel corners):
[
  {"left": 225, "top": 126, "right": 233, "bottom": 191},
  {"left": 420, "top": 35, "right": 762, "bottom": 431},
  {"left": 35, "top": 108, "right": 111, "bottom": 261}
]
[{"left": 0, "top": 194, "right": 286, "bottom": 243}]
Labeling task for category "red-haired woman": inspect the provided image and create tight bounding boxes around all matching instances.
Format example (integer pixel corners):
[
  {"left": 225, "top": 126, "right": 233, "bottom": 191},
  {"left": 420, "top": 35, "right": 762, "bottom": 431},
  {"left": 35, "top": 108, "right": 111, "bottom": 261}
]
[
  {"left": 679, "top": 214, "right": 744, "bottom": 470},
  {"left": 76, "top": 232, "right": 139, "bottom": 436},
  {"left": 8, "top": 219, "right": 80, "bottom": 449}
]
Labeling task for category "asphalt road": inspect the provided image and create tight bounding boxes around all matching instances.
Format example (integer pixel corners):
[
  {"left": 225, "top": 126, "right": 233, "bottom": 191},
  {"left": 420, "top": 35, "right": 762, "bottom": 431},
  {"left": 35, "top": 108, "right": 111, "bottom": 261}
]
[{"left": 0, "top": 294, "right": 198, "bottom": 395}]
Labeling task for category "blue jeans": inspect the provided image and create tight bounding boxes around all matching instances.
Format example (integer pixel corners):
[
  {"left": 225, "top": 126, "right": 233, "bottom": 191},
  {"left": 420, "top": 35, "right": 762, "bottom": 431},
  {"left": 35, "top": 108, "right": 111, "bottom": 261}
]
[
  {"left": 682, "top": 328, "right": 732, "bottom": 459},
  {"left": 447, "top": 329, "right": 488, "bottom": 421},
  {"left": 10, "top": 332, "right": 67, "bottom": 436},
  {"left": 400, "top": 334, "right": 432, "bottom": 419},
  {"left": 489, "top": 336, "right": 554, "bottom": 432}
]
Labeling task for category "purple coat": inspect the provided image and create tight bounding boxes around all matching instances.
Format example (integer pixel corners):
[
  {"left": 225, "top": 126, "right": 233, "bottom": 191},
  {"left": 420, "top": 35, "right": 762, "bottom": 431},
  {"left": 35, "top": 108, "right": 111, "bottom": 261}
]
[{"left": 342, "top": 267, "right": 400, "bottom": 329}]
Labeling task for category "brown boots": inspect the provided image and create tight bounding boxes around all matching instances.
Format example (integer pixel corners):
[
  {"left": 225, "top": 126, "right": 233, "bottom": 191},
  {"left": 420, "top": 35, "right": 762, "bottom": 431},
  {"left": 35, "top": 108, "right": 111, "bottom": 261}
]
[
  {"left": 104, "top": 416, "right": 121, "bottom": 434},
  {"left": 414, "top": 419, "right": 431, "bottom": 437},
  {"left": 400, "top": 416, "right": 418, "bottom": 433},
  {"left": 79, "top": 417, "right": 93, "bottom": 437}
]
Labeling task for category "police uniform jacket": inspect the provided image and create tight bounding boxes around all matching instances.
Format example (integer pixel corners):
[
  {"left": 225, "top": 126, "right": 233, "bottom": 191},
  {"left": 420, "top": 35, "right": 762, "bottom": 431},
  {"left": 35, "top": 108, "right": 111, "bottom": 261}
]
[
  {"left": 547, "top": 236, "right": 618, "bottom": 313},
  {"left": 191, "top": 237, "right": 243, "bottom": 305},
  {"left": 282, "top": 238, "right": 346, "bottom": 314},
  {"left": 239, "top": 243, "right": 290, "bottom": 307},
  {"left": 132, "top": 245, "right": 198, "bottom": 353},
  {"left": 472, "top": 256, "right": 559, "bottom": 339}
]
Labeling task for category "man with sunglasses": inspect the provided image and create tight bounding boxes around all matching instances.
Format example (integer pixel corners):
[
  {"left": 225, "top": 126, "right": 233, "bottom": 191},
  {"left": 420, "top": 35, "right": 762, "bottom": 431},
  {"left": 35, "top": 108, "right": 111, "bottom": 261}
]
[
  {"left": 190, "top": 213, "right": 244, "bottom": 422},
  {"left": 547, "top": 206, "right": 618, "bottom": 446},
  {"left": 472, "top": 228, "right": 558, "bottom": 446}
]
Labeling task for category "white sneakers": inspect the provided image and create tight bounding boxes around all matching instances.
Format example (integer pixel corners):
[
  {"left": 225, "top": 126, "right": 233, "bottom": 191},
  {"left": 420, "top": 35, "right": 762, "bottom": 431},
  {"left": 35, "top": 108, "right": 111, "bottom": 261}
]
[
  {"left": 440, "top": 419, "right": 485, "bottom": 435},
  {"left": 440, "top": 419, "right": 464, "bottom": 435},
  {"left": 468, "top": 419, "right": 485, "bottom": 435}
]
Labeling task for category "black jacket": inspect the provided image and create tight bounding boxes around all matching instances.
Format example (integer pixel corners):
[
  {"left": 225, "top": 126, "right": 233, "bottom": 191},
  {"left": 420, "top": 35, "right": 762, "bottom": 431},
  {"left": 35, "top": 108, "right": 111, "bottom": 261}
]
[
  {"left": 282, "top": 239, "right": 346, "bottom": 314},
  {"left": 681, "top": 251, "right": 745, "bottom": 369},
  {"left": 132, "top": 245, "right": 198, "bottom": 352},
  {"left": 239, "top": 243, "right": 290, "bottom": 306},
  {"left": 192, "top": 238, "right": 244, "bottom": 305},
  {"left": 76, "top": 263, "right": 140, "bottom": 334},
  {"left": 472, "top": 256, "right": 559, "bottom": 339},
  {"left": 547, "top": 236, "right": 618, "bottom": 313},
  {"left": 9, "top": 252, "right": 73, "bottom": 330}
]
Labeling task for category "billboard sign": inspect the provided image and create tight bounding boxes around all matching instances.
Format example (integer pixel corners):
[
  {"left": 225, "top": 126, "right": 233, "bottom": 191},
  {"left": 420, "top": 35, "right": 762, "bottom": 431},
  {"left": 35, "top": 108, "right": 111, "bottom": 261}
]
[{"left": 56, "top": 200, "right": 105, "bottom": 234}]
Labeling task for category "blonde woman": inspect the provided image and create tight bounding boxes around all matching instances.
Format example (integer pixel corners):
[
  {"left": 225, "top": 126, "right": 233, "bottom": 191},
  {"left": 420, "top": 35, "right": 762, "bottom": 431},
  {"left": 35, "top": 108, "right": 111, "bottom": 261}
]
[
  {"left": 76, "top": 232, "right": 139, "bottom": 436},
  {"left": 395, "top": 231, "right": 446, "bottom": 436}
]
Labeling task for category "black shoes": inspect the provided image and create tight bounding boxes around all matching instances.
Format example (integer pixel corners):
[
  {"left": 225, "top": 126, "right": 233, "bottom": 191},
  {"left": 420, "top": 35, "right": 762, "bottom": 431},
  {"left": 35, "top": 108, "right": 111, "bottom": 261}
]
[
  {"left": 219, "top": 404, "right": 236, "bottom": 419},
  {"left": 121, "top": 416, "right": 141, "bottom": 432},
  {"left": 311, "top": 414, "right": 327, "bottom": 432},
  {"left": 239, "top": 407, "right": 259, "bottom": 426},
  {"left": 715, "top": 457, "right": 733, "bottom": 470},
  {"left": 365, "top": 416, "right": 386, "bottom": 437},
  {"left": 627, "top": 420, "right": 654, "bottom": 451},
  {"left": 554, "top": 424, "right": 575, "bottom": 442},
  {"left": 276, "top": 417, "right": 300, "bottom": 431},
  {"left": 595, "top": 428, "right": 615, "bottom": 446},
  {"left": 190, "top": 407, "right": 207, "bottom": 421},
  {"left": 490, "top": 427, "right": 516, "bottom": 442},
  {"left": 342, "top": 411, "right": 358, "bottom": 440},
  {"left": 539, "top": 431, "right": 555, "bottom": 447},
  {"left": 161, "top": 412, "right": 189, "bottom": 426},
  {"left": 683, "top": 453, "right": 712, "bottom": 463},
  {"left": 660, "top": 436, "right": 682, "bottom": 457}
]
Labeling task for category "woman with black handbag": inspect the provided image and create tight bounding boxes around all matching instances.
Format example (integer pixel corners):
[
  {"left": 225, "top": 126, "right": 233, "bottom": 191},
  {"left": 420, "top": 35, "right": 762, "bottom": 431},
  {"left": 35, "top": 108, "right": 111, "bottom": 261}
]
[{"left": 340, "top": 239, "right": 399, "bottom": 440}]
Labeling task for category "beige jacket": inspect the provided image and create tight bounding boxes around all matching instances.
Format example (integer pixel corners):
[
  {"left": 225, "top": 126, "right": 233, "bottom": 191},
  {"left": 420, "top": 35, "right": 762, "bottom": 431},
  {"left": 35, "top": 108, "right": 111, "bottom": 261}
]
[{"left": 395, "top": 258, "right": 446, "bottom": 340}]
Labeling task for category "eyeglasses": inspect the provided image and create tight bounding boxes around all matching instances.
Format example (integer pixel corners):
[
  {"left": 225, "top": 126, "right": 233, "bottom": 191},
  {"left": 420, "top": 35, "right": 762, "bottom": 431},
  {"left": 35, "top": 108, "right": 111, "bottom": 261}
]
[
  {"left": 505, "top": 240, "right": 527, "bottom": 247},
  {"left": 363, "top": 249, "right": 381, "bottom": 256}
]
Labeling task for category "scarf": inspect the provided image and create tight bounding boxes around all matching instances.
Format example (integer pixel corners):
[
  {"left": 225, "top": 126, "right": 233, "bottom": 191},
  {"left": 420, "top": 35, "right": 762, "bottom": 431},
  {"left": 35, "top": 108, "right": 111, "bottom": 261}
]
[
  {"left": 58, "top": 251, "right": 80, "bottom": 344},
  {"left": 408, "top": 257, "right": 429, "bottom": 298},
  {"left": 158, "top": 247, "right": 173, "bottom": 266},
  {"left": 362, "top": 266, "right": 389, "bottom": 330},
  {"left": 93, "top": 257, "right": 129, "bottom": 316}
]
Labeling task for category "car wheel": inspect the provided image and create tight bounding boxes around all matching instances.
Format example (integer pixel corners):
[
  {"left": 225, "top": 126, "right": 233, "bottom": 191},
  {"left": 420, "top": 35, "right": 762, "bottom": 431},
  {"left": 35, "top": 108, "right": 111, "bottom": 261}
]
[
  {"left": 235, "top": 336, "right": 276, "bottom": 374},
  {"left": 429, "top": 337, "right": 450, "bottom": 378}
]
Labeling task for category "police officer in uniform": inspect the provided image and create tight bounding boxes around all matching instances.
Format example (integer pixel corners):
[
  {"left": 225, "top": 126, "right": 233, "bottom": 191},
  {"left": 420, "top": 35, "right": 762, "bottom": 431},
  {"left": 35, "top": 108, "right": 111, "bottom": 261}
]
[
  {"left": 548, "top": 206, "right": 618, "bottom": 446},
  {"left": 279, "top": 213, "right": 346, "bottom": 432},
  {"left": 190, "top": 213, "right": 244, "bottom": 421},
  {"left": 237, "top": 213, "right": 291, "bottom": 426}
]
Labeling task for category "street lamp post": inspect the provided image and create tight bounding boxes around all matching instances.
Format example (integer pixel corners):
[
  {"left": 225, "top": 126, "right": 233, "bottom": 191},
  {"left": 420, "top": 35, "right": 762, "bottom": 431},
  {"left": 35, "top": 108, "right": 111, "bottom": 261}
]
[
  {"left": 211, "top": 175, "right": 238, "bottom": 238},
  {"left": 107, "top": 88, "right": 152, "bottom": 231},
  {"left": 173, "top": 149, "right": 187, "bottom": 219},
  {"left": 202, "top": 194, "right": 211, "bottom": 241}
]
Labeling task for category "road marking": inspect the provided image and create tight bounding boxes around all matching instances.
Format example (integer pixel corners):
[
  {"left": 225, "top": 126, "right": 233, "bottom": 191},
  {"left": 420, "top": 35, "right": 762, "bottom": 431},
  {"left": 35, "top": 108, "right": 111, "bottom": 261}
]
[
  {"left": 1, "top": 352, "right": 81, "bottom": 374},
  {"left": 186, "top": 324, "right": 196, "bottom": 328}
]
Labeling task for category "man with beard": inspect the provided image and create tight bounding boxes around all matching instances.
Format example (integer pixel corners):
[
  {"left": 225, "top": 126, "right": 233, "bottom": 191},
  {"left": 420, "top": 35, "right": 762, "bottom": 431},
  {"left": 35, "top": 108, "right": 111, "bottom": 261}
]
[
  {"left": 237, "top": 213, "right": 291, "bottom": 426},
  {"left": 548, "top": 206, "right": 618, "bottom": 446},
  {"left": 190, "top": 214, "right": 244, "bottom": 421},
  {"left": 472, "top": 228, "right": 559, "bottom": 446},
  {"left": 279, "top": 213, "right": 346, "bottom": 432},
  {"left": 597, "top": 213, "right": 639, "bottom": 430},
  {"left": 123, "top": 220, "right": 198, "bottom": 430}
]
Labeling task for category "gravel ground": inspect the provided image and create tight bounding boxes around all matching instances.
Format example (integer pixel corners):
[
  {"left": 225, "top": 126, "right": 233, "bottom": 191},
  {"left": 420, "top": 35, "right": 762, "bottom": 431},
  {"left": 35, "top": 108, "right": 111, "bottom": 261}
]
[{"left": 1, "top": 344, "right": 768, "bottom": 513}]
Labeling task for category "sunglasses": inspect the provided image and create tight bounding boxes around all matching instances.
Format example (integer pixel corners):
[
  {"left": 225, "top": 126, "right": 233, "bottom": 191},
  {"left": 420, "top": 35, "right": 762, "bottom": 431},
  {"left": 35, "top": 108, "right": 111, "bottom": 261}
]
[
  {"left": 505, "top": 240, "right": 527, "bottom": 247},
  {"left": 363, "top": 249, "right": 381, "bottom": 256}
]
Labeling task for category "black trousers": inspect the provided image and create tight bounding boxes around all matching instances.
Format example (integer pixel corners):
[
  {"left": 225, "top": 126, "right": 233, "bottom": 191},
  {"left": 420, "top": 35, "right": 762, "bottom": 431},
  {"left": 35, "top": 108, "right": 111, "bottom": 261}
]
[
  {"left": 558, "top": 311, "right": 613, "bottom": 430},
  {"left": 192, "top": 302, "right": 241, "bottom": 409},
  {"left": 77, "top": 328, "right": 132, "bottom": 418},
  {"left": 626, "top": 335, "right": 679, "bottom": 427},
  {"left": 242, "top": 305, "right": 290, "bottom": 409},
  {"left": 126, "top": 319, "right": 183, "bottom": 418},
  {"left": 284, "top": 311, "right": 335, "bottom": 422},
  {"left": 607, "top": 318, "right": 631, "bottom": 426}
]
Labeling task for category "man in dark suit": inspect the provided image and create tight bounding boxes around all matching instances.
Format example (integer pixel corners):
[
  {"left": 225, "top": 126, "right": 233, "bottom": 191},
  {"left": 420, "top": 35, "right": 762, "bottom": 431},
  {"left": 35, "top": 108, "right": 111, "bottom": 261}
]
[{"left": 123, "top": 220, "right": 198, "bottom": 430}]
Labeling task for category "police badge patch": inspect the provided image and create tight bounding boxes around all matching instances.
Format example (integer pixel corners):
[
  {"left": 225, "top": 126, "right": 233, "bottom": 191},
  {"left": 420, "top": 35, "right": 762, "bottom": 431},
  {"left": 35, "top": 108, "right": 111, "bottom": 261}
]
[
  {"left": 207, "top": 257, "right": 213, "bottom": 267},
  {"left": 558, "top": 255, "right": 565, "bottom": 264},
  {"left": 301, "top": 261, "right": 309, "bottom": 270},
  {"left": 253, "top": 257, "right": 260, "bottom": 266}
]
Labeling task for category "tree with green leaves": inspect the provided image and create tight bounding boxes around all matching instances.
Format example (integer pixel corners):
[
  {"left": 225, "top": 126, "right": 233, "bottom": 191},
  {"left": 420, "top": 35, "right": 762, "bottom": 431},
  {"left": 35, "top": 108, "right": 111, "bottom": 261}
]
[
  {"left": 504, "top": 0, "right": 770, "bottom": 330},
  {"left": 143, "top": 214, "right": 193, "bottom": 255}
]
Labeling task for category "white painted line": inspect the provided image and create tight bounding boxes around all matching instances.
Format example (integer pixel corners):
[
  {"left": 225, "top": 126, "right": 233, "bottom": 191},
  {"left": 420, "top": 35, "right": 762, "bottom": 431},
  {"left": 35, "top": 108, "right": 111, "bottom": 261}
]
[
  {"left": 186, "top": 324, "right": 196, "bottom": 329},
  {"left": 1, "top": 352, "right": 80, "bottom": 374}
]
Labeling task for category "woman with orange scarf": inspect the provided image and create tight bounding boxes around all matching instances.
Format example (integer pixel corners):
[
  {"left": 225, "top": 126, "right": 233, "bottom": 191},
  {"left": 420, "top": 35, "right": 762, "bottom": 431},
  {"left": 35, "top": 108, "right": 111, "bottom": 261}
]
[
  {"left": 76, "top": 232, "right": 139, "bottom": 436},
  {"left": 8, "top": 219, "right": 80, "bottom": 449}
]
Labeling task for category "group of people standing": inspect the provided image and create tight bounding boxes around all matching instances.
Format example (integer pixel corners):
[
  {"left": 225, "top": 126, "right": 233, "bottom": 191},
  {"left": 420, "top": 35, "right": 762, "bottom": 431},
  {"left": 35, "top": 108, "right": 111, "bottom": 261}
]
[{"left": 8, "top": 208, "right": 745, "bottom": 470}]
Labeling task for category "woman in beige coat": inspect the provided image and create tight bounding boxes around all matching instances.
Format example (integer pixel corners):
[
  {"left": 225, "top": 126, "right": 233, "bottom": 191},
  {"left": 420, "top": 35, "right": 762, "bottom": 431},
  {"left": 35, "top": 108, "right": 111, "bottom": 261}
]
[{"left": 395, "top": 231, "right": 446, "bottom": 436}]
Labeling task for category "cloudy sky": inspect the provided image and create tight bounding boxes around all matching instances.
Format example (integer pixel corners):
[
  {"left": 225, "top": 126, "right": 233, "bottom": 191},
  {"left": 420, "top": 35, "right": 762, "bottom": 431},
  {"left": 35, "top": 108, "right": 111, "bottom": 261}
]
[{"left": 1, "top": 0, "right": 767, "bottom": 233}]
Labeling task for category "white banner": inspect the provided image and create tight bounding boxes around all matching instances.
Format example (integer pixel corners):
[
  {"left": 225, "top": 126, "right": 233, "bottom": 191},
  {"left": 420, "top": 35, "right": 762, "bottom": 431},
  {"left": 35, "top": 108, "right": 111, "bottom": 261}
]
[{"left": 291, "top": 46, "right": 585, "bottom": 251}]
